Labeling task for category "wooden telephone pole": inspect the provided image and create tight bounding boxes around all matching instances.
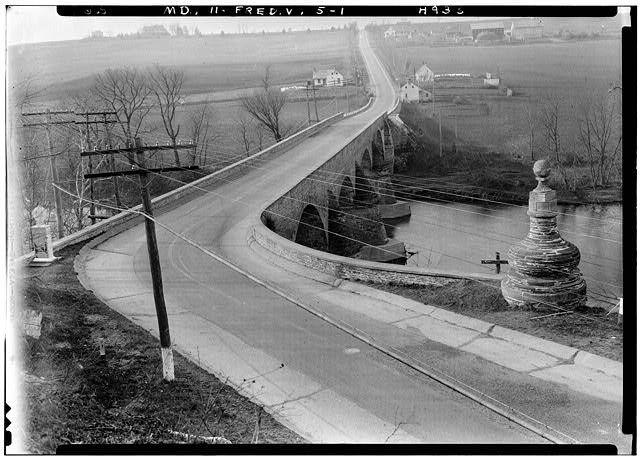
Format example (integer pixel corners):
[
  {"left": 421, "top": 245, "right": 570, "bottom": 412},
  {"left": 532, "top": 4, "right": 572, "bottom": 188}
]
[
  {"left": 311, "top": 83, "right": 319, "bottom": 122},
  {"left": 81, "top": 136, "right": 198, "bottom": 381},
  {"left": 305, "top": 81, "right": 312, "bottom": 125},
  {"left": 22, "top": 109, "right": 75, "bottom": 239},
  {"left": 77, "top": 110, "right": 118, "bottom": 222}
]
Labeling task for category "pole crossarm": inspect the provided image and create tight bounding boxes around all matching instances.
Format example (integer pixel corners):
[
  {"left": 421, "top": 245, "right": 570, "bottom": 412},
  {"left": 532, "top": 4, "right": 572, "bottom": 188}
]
[
  {"left": 76, "top": 110, "right": 117, "bottom": 116},
  {"left": 22, "top": 121, "right": 76, "bottom": 127},
  {"left": 81, "top": 142, "right": 196, "bottom": 157},
  {"left": 21, "top": 109, "right": 73, "bottom": 116},
  {"left": 84, "top": 165, "right": 200, "bottom": 179}
]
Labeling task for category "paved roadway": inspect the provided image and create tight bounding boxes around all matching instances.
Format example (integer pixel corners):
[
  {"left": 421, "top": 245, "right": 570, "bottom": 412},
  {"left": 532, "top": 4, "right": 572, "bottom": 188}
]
[{"left": 79, "top": 32, "right": 545, "bottom": 443}]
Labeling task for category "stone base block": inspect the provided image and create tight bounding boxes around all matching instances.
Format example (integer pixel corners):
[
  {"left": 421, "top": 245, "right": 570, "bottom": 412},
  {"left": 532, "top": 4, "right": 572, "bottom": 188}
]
[
  {"left": 501, "top": 271, "right": 587, "bottom": 311},
  {"left": 30, "top": 256, "right": 60, "bottom": 267},
  {"left": 378, "top": 201, "right": 411, "bottom": 220},
  {"left": 355, "top": 239, "right": 406, "bottom": 263}
]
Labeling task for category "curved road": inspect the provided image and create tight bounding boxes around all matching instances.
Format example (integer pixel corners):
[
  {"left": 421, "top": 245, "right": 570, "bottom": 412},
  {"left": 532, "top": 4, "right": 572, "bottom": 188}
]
[{"left": 79, "top": 32, "right": 544, "bottom": 443}]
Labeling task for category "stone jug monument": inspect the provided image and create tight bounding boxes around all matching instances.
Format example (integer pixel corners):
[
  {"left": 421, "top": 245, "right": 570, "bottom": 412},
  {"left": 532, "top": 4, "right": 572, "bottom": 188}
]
[{"left": 501, "top": 159, "right": 587, "bottom": 310}]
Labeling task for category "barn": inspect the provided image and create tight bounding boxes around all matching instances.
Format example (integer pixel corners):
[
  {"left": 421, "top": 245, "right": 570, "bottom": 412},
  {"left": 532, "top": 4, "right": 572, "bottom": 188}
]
[
  {"left": 509, "top": 19, "right": 544, "bottom": 41},
  {"left": 470, "top": 22, "right": 505, "bottom": 41},
  {"left": 415, "top": 64, "right": 434, "bottom": 84}
]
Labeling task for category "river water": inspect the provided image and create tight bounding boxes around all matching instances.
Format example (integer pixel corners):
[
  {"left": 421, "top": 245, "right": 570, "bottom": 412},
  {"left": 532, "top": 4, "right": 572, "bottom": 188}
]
[{"left": 389, "top": 200, "right": 623, "bottom": 304}]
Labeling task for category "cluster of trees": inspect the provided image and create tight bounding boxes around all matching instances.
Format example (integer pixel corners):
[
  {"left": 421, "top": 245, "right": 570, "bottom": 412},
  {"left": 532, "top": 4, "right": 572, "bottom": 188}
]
[
  {"left": 11, "top": 62, "right": 297, "bottom": 249},
  {"left": 525, "top": 88, "right": 622, "bottom": 191}
]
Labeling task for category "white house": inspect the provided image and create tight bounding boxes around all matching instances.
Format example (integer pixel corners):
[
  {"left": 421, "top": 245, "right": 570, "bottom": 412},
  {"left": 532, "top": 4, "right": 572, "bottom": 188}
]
[
  {"left": 415, "top": 64, "right": 434, "bottom": 84},
  {"left": 400, "top": 82, "right": 433, "bottom": 103},
  {"left": 313, "top": 69, "right": 344, "bottom": 87},
  {"left": 483, "top": 72, "right": 501, "bottom": 88},
  {"left": 384, "top": 27, "right": 396, "bottom": 39},
  {"left": 400, "top": 82, "right": 420, "bottom": 102}
]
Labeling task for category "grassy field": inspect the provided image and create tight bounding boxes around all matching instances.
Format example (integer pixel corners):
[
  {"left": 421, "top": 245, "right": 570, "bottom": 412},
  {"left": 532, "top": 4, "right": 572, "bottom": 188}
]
[
  {"left": 377, "top": 39, "right": 622, "bottom": 161},
  {"left": 9, "top": 30, "right": 357, "bottom": 102}
]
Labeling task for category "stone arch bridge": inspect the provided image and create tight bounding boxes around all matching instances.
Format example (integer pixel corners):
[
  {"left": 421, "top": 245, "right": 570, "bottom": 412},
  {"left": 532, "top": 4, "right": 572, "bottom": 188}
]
[{"left": 263, "top": 112, "right": 408, "bottom": 260}]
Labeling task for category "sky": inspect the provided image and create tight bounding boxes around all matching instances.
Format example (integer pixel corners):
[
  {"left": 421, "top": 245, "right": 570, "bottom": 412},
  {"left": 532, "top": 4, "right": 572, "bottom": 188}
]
[{"left": 6, "top": 4, "right": 630, "bottom": 46}]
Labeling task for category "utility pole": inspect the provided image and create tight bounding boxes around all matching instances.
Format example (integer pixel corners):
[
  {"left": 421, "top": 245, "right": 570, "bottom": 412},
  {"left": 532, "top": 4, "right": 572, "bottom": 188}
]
[
  {"left": 312, "top": 83, "right": 319, "bottom": 122},
  {"left": 345, "top": 78, "right": 350, "bottom": 112},
  {"left": 81, "top": 136, "right": 199, "bottom": 382},
  {"left": 432, "top": 78, "right": 436, "bottom": 117},
  {"left": 77, "top": 110, "right": 119, "bottom": 221},
  {"left": 305, "top": 81, "right": 312, "bottom": 125},
  {"left": 22, "top": 109, "right": 73, "bottom": 239},
  {"left": 45, "top": 110, "right": 65, "bottom": 238},
  {"left": 135, "top": 137, "right": 172, "bottom": 381},
  {"left": 438, "top": 109, "right": 443, "bottom": 158},
  {"left": 103, "top": 112, "right": 122, "bottom": 208},
  {"left": 84, "top": 113, "right": 96, "bottom": 225}
]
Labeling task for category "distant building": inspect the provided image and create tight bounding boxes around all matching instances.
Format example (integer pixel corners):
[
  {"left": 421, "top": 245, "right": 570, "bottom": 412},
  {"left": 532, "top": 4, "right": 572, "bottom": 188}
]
[
  {"left": 509, "top": 18, "right": 544, "bottom": 40},
  {"left": 312, "top": 69, "right": 344, "bottom": 87},
  {"left": 400, "top": 82, "right": 432, "bottom": 103},
  {"left": 400, "top": 81, "right": 420, "bottom": 102},
  {"left": 470, "top": 21, "right": 505, "bottom": 40},
  {"left": 483, "top": 73, "right": 501, "bottom": 88},
  {"left": 139, "top": 25, "right": 170, "bottom": 38},
  {"left": 90, "top": 30, "right": 104, "bottom": 39},
  {"left": 384, "top": 27, "right": 396, "bottom": 39},
  {"left": 415, "top": 64, "right": 434, "bottom": 84}
]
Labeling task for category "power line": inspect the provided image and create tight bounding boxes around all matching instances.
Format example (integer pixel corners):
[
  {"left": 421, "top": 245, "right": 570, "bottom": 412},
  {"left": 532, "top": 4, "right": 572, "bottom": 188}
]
[
  {"left": 50, "top": 180, "right": 581, "bottom": 444},
  {"left": 111, "top": 154, "right": 622, "bottom": 307}
]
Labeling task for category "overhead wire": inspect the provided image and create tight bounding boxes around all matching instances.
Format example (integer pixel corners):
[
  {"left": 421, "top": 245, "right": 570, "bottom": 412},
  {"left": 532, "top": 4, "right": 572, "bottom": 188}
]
[
  {"left": 109, "top": 153, "right": 622, "bottom": 311},
  {"left": 50, "top": 181, "right": 582, "bottom": 445}
]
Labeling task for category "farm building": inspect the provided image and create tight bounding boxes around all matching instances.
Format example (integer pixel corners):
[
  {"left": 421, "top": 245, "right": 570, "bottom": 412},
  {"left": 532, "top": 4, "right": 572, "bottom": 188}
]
[
  {"left": 400, "top": 82, "right": 420, "bottom": 102},
  {"left": 483, "top": 73, "right": 501, "bottom": 88},
  {"left": 312, "top": 68, "right": 344, "bottom": 87},
  {"left": 139, "top": 24, "right": 170, "bottom": 38},
  {"left": 444, "top": 23, "right": 472, "bottom": 41},
  {"left": 509, "top": 18, "right": 544, "bottom": 40},
  {"left": 415, "top": 64, "right": 435, "bottom": 84},
  {"left": 400, "top": 82, "right": 432, "bottom": 103},
  {"left": 470, "top": 22, "right": 505, "bottom": 40}
]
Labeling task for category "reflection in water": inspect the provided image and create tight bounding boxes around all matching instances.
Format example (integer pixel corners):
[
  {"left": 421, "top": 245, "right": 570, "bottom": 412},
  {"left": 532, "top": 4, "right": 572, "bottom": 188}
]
[{"left": 391, "top": 200, "right": 623, "bottom": 302}]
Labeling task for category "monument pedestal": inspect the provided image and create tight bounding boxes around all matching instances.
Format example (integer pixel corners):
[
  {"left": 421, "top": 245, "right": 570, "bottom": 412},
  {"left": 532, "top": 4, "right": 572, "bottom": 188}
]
[
  {"left": 501, "top": 160, "right": 586, "bottom": 311},
  {"left": 30, "top": 225, "right": 60, "bottom": 266}
]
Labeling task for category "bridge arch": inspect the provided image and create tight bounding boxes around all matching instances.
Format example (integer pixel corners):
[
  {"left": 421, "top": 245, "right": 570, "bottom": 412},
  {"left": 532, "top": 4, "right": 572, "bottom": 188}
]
[
  {"left": 338, "top": 175, "right": 355, "bottom": 207},
  {"left": 359, "top": 148, "right": 372, "bottom": 172},
  {"left": 354, "top": 164, "right": 376, "bottom": 205},
  {"left": 371, "top": 129, "right": 385, "bottom": 170},
  {"left": 294, "top": 204, "right": 328, "bottom": 251}
]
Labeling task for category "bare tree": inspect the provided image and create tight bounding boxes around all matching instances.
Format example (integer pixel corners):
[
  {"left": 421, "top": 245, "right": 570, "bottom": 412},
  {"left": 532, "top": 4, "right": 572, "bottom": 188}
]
[
  {"left": 241, "top": 66, "right": 288, "bottom": 141},
  {"left": 233, "top": 116, "right": 254, "bottom": 155},
  {"left": 149, "top": 65, "right": 185, "bottom": 166},
  {"left": 187, "top": 101, "right": 216, "bottom": 167},
  {"left": 523, "top": 97, "right": 538, "bottom": 162},
  {"left": 92, "top": 67, "right": 154, "bottom": 150},
  {"left": 539, "top": 94, "right": 562, "bottom": 163},
  {"left": 577, "top": 92, "right": 622, "bottom": 189}
]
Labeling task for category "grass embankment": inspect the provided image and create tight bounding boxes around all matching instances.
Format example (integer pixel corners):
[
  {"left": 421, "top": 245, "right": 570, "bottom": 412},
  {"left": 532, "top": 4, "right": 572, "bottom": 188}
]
[
  {"left": 367, "top": 279, "right": 622, "bottom": 362},
  {"left": 394, "top": 103, "right": 622, "bottom": 205},
  {"left": 17, "top": 244, "right": 305, "bottom": 453}
]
